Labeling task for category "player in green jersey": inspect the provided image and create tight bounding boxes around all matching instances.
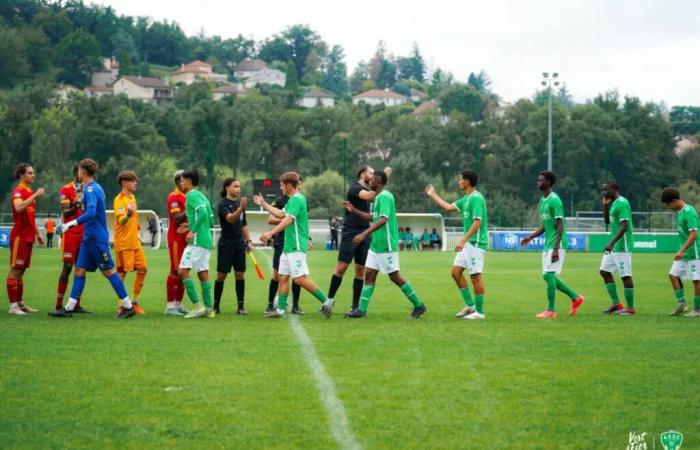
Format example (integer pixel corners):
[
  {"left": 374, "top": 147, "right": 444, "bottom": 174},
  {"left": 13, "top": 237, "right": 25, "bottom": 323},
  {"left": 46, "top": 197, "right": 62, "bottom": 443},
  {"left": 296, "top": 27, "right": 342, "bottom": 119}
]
[
  {"left": 255, "top": 172, "right": 334, "bottom": 319},
  {"left": 344, "top": 170, "right": 427, "bottom": 319},
  {"left": 600, "top": 181, "right": 636, "bottom": 315},
  {"left": 425, "top": 169, "right": 488, "bottom": 320},
  {"left": 661, "top": 187, "right": 700, "bottom": 317},
  {"left": 521, "top": 171, "right": 585, "bottom": 319}
]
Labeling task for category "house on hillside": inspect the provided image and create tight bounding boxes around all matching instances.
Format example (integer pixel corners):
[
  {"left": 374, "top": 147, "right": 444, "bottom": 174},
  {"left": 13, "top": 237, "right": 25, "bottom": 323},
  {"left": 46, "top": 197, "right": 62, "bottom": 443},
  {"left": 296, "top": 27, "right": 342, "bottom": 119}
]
[
  {"left": 412, "top": 100, "right": 448, "bottom": 124},
  {"left": 170, "top": 60, "right": 228, "bottom": 85},
  {"left": 298, "top": 85, "right": 335, "bottom": 108},
  {"left": 410, "top": 88, "right": 428, "bottom": 102},
  {"left": 353, "top": 89, "right": 408, "bottom": 107},
  {"left": 212, "top": 84, "right": 246, "bottom": 100},
  {"left": 55, "top": 85, "right": 82, "bottom": 103},
  {"left": 91, "top": 57, "right": 119, "bottom": 87},
  {"left": 84, "top": 86, "right": 114, "bottom": 98},
  {"left": 113, "top": 76, "right": 174, "bottom": 106},
  {"left": 234, "top": 59, "right": 286, "bottom": 88}
]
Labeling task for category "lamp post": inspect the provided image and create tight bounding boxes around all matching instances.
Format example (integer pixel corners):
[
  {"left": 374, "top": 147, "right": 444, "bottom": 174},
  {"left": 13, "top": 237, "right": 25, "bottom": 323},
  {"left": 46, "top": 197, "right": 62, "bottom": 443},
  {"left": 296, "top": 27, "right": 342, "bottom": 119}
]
[
  {"left": 541, "top": 72, "right": 560, "bottom": 171},
  {"left": 337, "top": 132, "right": 349, "bottom": 193}
]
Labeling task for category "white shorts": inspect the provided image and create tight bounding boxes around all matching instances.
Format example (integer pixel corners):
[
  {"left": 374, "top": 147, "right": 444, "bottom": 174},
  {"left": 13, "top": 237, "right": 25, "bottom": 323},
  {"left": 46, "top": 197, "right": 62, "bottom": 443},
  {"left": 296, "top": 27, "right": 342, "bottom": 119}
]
[
  {"left": 279, "top": 252, "right": 310, "bottom": 279},
  {"left": 669, "top": 260, "right": 700, "bottom": 281},
  {"left": 366, "top": 250, "right": 400, "bottom": 274},
  {"left": 453, "top": 243, "right": 485, "bottom": 275},
  {"left": 600, "top": 252, "right": 633, "bottom": 277},
  {"left": 542, "top": 249, "right": 566, "bottom": 275},
  {"left": 179, "top": 245, "right": 210, "bottom": 272}
]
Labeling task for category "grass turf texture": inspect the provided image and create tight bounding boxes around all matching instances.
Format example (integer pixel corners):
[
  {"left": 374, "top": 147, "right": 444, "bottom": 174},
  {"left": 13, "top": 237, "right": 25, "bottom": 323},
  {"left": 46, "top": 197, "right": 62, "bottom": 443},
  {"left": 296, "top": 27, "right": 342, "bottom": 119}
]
[{"left": 1, "top": 249, "right": 697, "bottom": 449}]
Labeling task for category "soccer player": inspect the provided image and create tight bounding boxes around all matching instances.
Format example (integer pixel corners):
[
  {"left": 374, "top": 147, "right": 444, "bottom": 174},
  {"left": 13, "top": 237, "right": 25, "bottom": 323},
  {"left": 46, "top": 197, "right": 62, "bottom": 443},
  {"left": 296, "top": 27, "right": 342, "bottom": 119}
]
[
  {"left": 177, "top": 170, "right": 216, "bottom": 319},
  {"left": 6, "top": 163, "right": 44, "bottom": 315},
  {"left": 50, "top": 159, "right": 136, "bottom": 319},
  {"left": 165, "top": 170, "right": 188, "bottom": 315},
  {"left": 600, "top": 181, "right": 636, "bottom": 315},
  {"left": 344, "top": 170, "right": 427, "bottom": 319},
  {"left": 265, "top": 181, "right": 302, "bottom": 315},
  {"left": 425, "top": 169, "right": 488, "bottom": 320},
  {"left": 255, "top": 172, "right": 334, "bottom": 318},
  {"left": 661, "top": 187, "right": 700, "bottom": 317},
  {"left": 113, "top": 171, "right": 146, "bottom": 314},
  {"left": 45, "top": 216, "right": 55, "bottom": 248},
  {"left": 326, "top": 166, "right": 379, "bottom": 313},
  {"left": 520, "top": 171, "right": 585, "bottom": 319},
  {"left": 53, "top": 165, "right": 90, "bottom": 313},
  {"left": 214, "top": 177, "right": 253, "bottom": 315}
]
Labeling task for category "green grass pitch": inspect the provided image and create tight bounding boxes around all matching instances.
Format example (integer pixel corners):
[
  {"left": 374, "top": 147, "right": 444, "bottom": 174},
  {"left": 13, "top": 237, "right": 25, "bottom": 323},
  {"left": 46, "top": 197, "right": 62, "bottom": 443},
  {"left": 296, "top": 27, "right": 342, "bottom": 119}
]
[{"left": 0, "top": 248, "right": 697, "bottom": 449}]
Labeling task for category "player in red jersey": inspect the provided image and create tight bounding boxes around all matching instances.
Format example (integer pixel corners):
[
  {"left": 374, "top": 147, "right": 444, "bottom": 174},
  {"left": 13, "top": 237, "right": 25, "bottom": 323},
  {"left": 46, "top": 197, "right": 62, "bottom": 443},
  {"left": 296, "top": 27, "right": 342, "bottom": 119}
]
[
  {"left": 53, "top": 165, "right": 91, "bottom": 313},
  {"left": 165, "top": 170, "right": 189, "bottom": 315},
  {"left": 6, "top": 163, "right": 44, "bottom": 315}
]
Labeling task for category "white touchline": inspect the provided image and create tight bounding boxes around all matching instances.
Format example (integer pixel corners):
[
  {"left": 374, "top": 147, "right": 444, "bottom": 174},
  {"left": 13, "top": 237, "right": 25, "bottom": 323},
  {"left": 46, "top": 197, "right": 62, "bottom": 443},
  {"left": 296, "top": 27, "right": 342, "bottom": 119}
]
[{"left": 259, "top": 250, "right": 362, "bottom": 450}]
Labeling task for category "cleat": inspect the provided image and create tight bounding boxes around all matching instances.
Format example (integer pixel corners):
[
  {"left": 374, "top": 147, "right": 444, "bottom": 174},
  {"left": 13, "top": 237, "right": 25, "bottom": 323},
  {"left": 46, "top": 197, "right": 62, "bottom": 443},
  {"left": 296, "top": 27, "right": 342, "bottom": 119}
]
[
  {"left": 165, "top": 307, "right": 184, "bottom": 316},
  {"left": 18, "top": 303, "right": 38, "bottom": 313},
  {"left": 410, "top": 304, "right": 427, "bottom": 319},
  {"left": 133, "top": 303, "right": 145, "bottom": 315},
  {"left": 291, "top": 306, "right": 305, "bottom": 315},
  {"left": 456, "top": 306, "right": 475, "bottom": 318},
  {"left": 686, "top": 309, "right": 700, "bottom": 318},
  {"left": 670, "top": 302, "right": 689, "bottom": 316},
  {"left": 237, "top": 308, "right": 248, "bottom": 316},
  {"left": 569, "top": 296, "right": 585, "bottom": 316},
  {"left": 266, "top": 309, "right": 286, "bottom": 318},
  {"left": 464, "top": 311, "right": 485, "bottom": 320},
  {"left": 536, "top": 310, "right": 557, "bottom": 319},
  {"left": 116, "top": 306, "right": 124, "bottom": 314},
  {"left": 72, "top": 306, "right": 92, "bottom": 314},
  {"left": 618, "top": 308, "right": 636, "bottom": 316},
  {"left": 8, "top": 304, "right": 26, "bottom": 315},
  {"left": 117, "top": 307, "right": 136, "bottom": 319},
  {"left": 345, "top": 308, "right": 367, "bottom": 318},
  {"left": 603, "top": 303, "right": 623, "bottom": 314},
  {"left": 205, "top": 308, "right": 216, "bottom": 318},
  {"left": 184, "top": 304, "right": 206, "bottom": 319},
  {"left": 213, "top": 305, "right": 220, "bottom": 314},
  {"left": 176, "top": 306, "right": 189, "bottom": 315},
  {"left": 320, "top": 299, "right": 335, "bottom": 319},
  {"left": 48, "top": 308, "right": 73, "bottom": 318}
]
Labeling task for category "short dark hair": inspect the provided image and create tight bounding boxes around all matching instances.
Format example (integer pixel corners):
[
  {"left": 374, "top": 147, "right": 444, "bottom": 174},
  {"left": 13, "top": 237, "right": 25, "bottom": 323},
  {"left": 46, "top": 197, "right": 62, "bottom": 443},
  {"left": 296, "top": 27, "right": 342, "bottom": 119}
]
[
  {"left": 117, "top": 170, "right": 137, "bottom": 185},
  {"left": 603, "top": 180, "right": 619, "bottom": 191},
  {"left": 539, "top": 170, "right": 557, "bottom": 186},
  {"left": 14, "top": 163, "right": 32, "bottom": 179},
  {"left": 461, "top": 169, "right": 478, "bottom": 187},
  {"left": 661, "top": 187, "right": 680, "bottom": 204},
  {"left": 174, "top": 170, "right": 184, "bottom": 185},
  {"left": 374, "top": 170, "right": 387, "bottom": 185},
  {"left": 79, "top": 159, "right": 98, "bottom": 176},
  {"left": 356, "top": 165, "right": 371, "bottom": 179},
  {"left": 280, "top": 172, "right": 300, "bottom": 187},
  {"left": 181, "top": 169, "right": 199, "bottom": 186},
  {"left": 220, "top": 177, "right": 238, "bottom": 198}
]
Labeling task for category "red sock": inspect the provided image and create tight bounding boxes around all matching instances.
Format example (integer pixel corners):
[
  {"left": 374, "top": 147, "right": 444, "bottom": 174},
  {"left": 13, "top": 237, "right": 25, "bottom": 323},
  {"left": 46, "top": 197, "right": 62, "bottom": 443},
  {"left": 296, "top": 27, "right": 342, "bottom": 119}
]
[
  {"left": 166, "top": 274, "right": 176, "bottom": 303},
  {"left": 17, "top": 279, "right": 23, "bottom": 303},
  {"left": 56, "top": 282, "right": 68, "bottom": 309},
  {"left": 176, "top": 278, "right": 185, "bottom": 302},
  {"left": 6, "top": 279, "right": 19, "bottom": 303}
]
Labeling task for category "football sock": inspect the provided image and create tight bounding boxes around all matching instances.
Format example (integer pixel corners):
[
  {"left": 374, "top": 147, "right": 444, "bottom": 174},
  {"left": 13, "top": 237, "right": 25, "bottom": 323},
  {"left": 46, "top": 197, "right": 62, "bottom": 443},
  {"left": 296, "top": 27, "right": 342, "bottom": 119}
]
[
  {"left": 107, "top": 272, "right": 128, "bottom": 300},
  {"left": 312, "top": 288, "right": 327, "bottom": 304},
  {"left": 132, "top": 271, "right": 146, "bottom": 300},
  {"left": 543, "top": 272, "right": 557, "bottom": 311},
  {"left": 674, "top": 289, "right": 686, "bottom": 303},
  {"left": 556, "top": 277, "right": 579, "bottom": 300},
  {"left": 214, "top": 280, "right": 224, "bottom": 310},
  {"left": 624, "top": 288, "right": 635, "bottom": 309},
  {"left": 292, "top": 282, "right": 301, "bottom": 307},
  {"left": 70, "top": 275, "right": 87, "bottom": 301},
  {"left": 474, "top": 294, "right": 485, "bottom": 314},
  {"left": 6, "top": 278, "right": 19, "bottom": 303},
  {"left": 235, "top": 279, "right": 245, "bottom": 309},
  {"left": 18, "top": 279, "right": 23, "bottom": 301},
  {"left": 183, "top": 278, "right": 200, "bottom": 304},
  {"left": 352, "top": 278, "right": 363, "bottom": 310},
  {"left": 268, "top": 279, "right": 279, "bottom": 308},
  {"left": 460, "top": 287, "right": 475, "bottom": 307},
  {"left": 695, "top": 295, "right": 700, "bottom": 310},
  {"left": 201, "top": 280, "right": 213, "bottom": 308},
  {"left": 400, "top": 281, "right": 422, "bottom": 308},
  {"left": 278, "top": 293, "right": 288, "bottom": 310},
  {"left": 359, "top": 285, "right": 375, "bottom": 312},
  {"left": 56, "top": 281, "right": 68, "bottom": 309},
  {"left": 605, "top": 283, "right": 620, "bottom": 304},
  {"left": 328, "top": 274, "right": 343, "bottom": 299}
]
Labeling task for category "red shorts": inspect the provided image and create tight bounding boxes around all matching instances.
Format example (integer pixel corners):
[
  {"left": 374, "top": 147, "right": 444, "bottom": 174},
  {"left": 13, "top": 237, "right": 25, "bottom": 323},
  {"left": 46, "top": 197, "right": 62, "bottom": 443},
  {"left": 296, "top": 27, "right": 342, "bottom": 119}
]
[
  {"left": 61, "top": 234, "right": 82, "bottom": 264},
  {"left": 168, "top": 239, "right": 187, "bottom": 272},
  {"left": 10, "top": 236, "right": 33, "bottom": 269}
]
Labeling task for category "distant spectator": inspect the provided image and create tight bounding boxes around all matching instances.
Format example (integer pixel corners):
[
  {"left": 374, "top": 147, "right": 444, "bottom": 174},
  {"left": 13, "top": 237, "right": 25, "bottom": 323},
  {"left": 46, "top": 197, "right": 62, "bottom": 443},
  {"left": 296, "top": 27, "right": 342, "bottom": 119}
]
[
  {"left": 430, "top": 228, "right": 441, "bottom": 250},
  {"left": 404, "top": 227, "right": 414, "bottom": 251},
  {"left": 421, "top": 228, "right": 431, "bottom": 250},
  {"left": 329, "top": 215, "right": 340, "bottom": 250},
  {"left": 398, "top": 226, "right": 405, "bottom": 250},
  {"left": 147, "top": 217, "right": 158, "bottom": 248},
  {"left": 45, "top": 215, "right": 55, "bottom": 248}
]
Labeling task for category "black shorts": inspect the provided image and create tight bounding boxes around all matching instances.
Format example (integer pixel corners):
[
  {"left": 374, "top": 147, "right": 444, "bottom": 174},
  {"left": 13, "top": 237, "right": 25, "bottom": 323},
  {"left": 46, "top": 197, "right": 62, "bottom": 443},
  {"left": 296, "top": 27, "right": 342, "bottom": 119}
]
[
  {"left": 272, "top": 246, "right": 283, "bottom": 271},
  {"left": 338, "top": 231, "right": 371, "bottom": 266},
  {"left": 216, "top": 240, "right": 246, "bottom": 273}
]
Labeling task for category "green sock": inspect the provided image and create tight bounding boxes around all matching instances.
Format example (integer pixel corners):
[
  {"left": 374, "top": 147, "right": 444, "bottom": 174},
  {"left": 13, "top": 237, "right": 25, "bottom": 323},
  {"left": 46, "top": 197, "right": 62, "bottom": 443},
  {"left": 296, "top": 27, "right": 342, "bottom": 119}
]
[
  {"left": 674, "top": 289, "right": 686, "bottom": 303},
  {"left": 278, "top": 293, "right": 288, "bottom": 310},
  {"left": 183, "top": 278, "right": 200, "bottom": 304},
  {"left": 556, "top": 276, "right": 579, "bottom": 300},
  {"left": 400, "top": 281, "right": 422, "bottom": 308},
  {"left": 474, "top": 294, "right": 484, "bottom": 314},
  {"left": 624, "top": 288, "right": 635, "bottom": 309},
  {"left": 460, "top": 287, "right": 474, "bottom": 307},
  {"left": 312, "top": 288, "right": 327, "bottom": 304},
  {"left": 605, "top": 283, "right": 620, "bottom": 304},
  {"left": 694, "top": 295, "right": 700, "bottom": 310},
  {"left": 543, "top": 273, "right": 556, "bottom": 311},
  {"left": 201, "top": 280, "right": 213, "bottom": 307},
  {"left": 359, "top": 285, "right": 375, "bottom": 312}
]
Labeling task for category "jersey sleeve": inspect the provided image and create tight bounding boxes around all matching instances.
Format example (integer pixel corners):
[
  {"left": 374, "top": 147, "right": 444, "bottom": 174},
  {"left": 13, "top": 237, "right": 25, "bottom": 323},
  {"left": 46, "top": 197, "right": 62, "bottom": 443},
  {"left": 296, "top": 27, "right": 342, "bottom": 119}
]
[
  {"left": 12, "top": 189, "right": 23, "bottom": 208},
  {"left": 618, "top": 200, "right": 631, "bottom": 222},
  {"left": 452, "top": 195, "right": 468, "bottom": 213},
  {"left": 77, "top": 188, "right": 96, "bottom": 224},
  {"left": 552, "top": 198, "right": 565, "bottom": 219},
  {"left": 470, "top": 196, "right": 485, "bottom": 220},
  {"left": 686, "top": 209, "right": 699, "bottom": 231},
  {"left": 217, "top": 201, "right": 230, "bottom": 218},
  {"left": 168, "top": 195, "right": 182, "bottom": 214},
  {"left": 59, "top": 186, "right": 71, "bottom": 206},
  {"left": 347, "top": 184, "right": 363, "bottom": 201},
  {"left": 284, "top": 196, "right": 302, "bottom": 219},
  {"left": 114, "top": 196, "right": 126, "bottom": 222},
  {"left": 375, "top": 195, "right": 390, "bottom": 218}
]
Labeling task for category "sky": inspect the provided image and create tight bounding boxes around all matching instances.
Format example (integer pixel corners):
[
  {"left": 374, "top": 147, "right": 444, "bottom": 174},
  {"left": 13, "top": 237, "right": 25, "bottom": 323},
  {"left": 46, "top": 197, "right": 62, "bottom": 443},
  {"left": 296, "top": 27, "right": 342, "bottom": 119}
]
[{"left": 91, "top": 0, "right": 700, "bottom": 106}]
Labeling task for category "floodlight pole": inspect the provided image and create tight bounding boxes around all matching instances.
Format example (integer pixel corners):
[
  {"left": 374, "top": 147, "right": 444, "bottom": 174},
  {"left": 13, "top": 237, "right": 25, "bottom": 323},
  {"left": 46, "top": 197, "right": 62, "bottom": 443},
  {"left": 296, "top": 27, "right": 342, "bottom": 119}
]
[{"left": 542, "top": 72, "right": 560, "bottom": 171}]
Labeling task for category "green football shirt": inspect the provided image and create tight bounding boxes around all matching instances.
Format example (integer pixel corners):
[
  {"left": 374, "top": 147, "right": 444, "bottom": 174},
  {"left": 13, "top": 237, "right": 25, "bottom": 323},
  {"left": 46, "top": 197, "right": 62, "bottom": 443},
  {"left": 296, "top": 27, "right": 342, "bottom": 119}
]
[
  {"left": 370, "top": 189, "right": 399, "bottom": 253},
  {"left": 539, "top": 192, "right": 568, "bottom": 251},
  {"left": 453, "top": 190, "right": 488, "bottom": 250},
  {"left": 283, "top": 192, "right": 309, "bottom": 254},
  {"left": 185, "top": 189, "right": 214, "bottom": 249},
  {"left": 676, "top": 203, "right": 699, "bottom": 260},
  {"left": 609, "top": 196, "right": 634, "bottom": 252}
]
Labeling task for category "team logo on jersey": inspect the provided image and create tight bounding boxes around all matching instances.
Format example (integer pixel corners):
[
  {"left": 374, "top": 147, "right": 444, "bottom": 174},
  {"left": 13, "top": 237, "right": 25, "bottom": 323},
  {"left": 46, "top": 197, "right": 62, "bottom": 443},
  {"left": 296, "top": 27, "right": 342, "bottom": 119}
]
[
  {"left": 171, "top": 202, "right": 179, "bottom": 208},
  {"left": 87, "top": 186, "right": 94, "bottom": 192},
  {"left": 14, "top": 192, "right": 21, "bottom": 198},
  {"left": 660, "top": 431, "right": 683, "bottom": 450}
]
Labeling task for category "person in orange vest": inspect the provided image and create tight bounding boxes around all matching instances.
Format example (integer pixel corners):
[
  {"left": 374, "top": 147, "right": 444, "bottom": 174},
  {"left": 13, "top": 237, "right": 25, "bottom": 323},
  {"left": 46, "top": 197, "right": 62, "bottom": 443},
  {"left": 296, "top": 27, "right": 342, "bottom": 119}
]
[{"left": 45, "top": 216, "right": 56, "bottom": 248}]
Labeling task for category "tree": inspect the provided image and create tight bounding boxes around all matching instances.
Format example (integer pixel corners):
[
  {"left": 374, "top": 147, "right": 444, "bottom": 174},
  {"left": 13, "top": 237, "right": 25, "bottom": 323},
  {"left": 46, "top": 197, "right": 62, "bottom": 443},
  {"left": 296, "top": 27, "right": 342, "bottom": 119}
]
[
  {"left": 320, "top": 45, "right": 349, "bottom": 98},
  {"left": 301, "top": 170, "right": 345, "bottom": 218},
  {"left": 440, "top": 84, "right": 484, "bottom": 120},
  {"left": 30, "top": 105, "right": 79, "bottom": 189},
  {"left": 0, "top": 25, "right": 31, "bottom": 88},
  {"left": 54, "top": 29, "right": 102, "bottom": 87},
  {"left": 467, "top": 70, "right": 491, "bottom": 94},
  {"left": 396, "top": 43, "right": 426, "bottom": 82},
  {"left": 285, "top": 60, "right": 299, "bottom": 94}
]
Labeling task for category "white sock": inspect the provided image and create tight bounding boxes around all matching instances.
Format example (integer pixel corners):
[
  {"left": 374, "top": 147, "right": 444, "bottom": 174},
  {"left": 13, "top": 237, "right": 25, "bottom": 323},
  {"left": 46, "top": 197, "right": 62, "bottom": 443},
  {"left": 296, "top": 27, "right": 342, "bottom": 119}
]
[
  {"left": 175, "top": 301, "right": 182, "bottom": 309},
  {"left": 121, "top": 297, "right": 133, "bottom": 309},
  {"left": 65, "top": 298, "right": 78, "bottom": 311},
  {"left": 166, "top": 301, "right": 175, "bottom": 309}
]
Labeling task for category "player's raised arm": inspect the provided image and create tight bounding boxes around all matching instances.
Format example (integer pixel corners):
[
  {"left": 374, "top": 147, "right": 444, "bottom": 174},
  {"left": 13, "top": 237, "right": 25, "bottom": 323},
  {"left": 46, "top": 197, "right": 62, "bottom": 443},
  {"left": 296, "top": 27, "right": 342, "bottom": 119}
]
[
  {"left": 254, "top": 193, "right": 285, "bottom": 218},
  {"left": 425, "top": 184, "right": 457, "bottom": 212}
]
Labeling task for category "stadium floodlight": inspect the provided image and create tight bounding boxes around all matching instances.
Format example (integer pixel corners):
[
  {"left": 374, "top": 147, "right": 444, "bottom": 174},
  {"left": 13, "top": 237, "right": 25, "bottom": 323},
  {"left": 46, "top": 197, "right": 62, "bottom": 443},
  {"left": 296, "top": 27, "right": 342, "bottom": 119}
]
[{"left": 541, "top": 72, "right": 562, "bottom": 171}]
